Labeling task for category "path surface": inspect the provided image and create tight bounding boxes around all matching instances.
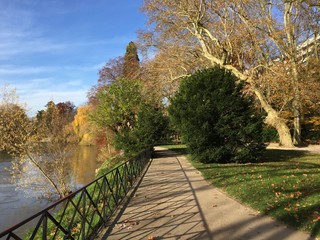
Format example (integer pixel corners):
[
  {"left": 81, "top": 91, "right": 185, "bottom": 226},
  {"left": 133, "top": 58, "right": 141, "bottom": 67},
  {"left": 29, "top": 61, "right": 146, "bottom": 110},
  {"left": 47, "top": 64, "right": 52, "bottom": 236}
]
[
  {"left": 267, "top": 143, "right": 320, "bottom": 153},
  {"left": 97, "top": 147, "right": 315, "bottom": 240}
]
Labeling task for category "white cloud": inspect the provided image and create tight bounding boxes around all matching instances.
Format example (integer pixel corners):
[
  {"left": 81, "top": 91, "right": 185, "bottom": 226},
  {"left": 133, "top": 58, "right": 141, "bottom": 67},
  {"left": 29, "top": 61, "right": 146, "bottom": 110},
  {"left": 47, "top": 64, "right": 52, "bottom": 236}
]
[
  {"left": 0, "top": 63, "right": 102, "bottom": 76},
  {"left": 15, "top": 80, "right": 90, "bottom": 116},
  {"left": 0, "top": 39, "right": 68, "bottom": 59},
  {"left": 0, "top": 65, "right": 57, "bottom": 75},
  {"left": 0, "top": 36, "right": 131, "bottom": 60},
  {"left": 1, "top": 75, "right": 91, "bottom": 116}
]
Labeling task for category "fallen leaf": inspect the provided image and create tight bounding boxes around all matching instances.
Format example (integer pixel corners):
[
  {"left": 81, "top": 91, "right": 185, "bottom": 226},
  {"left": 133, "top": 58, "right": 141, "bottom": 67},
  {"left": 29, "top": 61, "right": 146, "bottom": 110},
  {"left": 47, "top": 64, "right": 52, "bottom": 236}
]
[
  {"left": 249, "top": 213, "right": 257, "bottom": 216},
  {"left": 116, "top": 223, "right": 127, "bottom": 230}
]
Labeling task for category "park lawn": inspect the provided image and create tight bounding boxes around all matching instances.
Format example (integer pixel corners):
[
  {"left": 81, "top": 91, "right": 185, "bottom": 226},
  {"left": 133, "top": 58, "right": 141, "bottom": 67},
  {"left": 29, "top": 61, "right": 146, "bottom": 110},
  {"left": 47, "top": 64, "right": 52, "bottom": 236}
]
[{"left": 164, "top": 144, "right": 320, "bottom": 237}]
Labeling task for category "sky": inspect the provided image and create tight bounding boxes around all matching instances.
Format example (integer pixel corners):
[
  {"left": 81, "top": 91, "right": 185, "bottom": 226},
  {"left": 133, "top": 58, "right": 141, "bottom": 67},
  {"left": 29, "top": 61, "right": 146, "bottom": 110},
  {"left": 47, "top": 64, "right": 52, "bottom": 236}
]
[{"left": 0, "top": 0, "right": 147, "bottom": 116}]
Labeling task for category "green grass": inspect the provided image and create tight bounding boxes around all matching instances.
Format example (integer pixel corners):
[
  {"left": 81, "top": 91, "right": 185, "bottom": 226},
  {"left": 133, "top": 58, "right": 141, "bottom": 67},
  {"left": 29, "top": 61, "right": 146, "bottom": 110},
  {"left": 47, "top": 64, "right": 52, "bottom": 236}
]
[
  {"left": 164, "top": 144, "right": 320, "bottom": 237},
  {"left": 23, "top": 153, "right": 144, "bottom": 239}
]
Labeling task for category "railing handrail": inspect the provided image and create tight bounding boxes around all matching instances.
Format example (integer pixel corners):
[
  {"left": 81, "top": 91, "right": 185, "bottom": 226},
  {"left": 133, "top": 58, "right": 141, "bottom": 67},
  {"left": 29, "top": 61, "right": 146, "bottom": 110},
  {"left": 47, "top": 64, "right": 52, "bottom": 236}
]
[{"left": 0, "top": 148, "right": 152, "bottom": 240}]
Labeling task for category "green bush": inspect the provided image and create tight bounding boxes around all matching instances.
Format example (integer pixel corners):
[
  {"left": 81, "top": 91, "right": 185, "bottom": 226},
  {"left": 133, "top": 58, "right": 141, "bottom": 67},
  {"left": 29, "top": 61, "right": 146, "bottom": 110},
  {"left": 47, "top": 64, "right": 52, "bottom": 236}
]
[
  {"left": 114, "top": 103, "right": 170, "bottom": 154},
  {"left": 92, "top": 78, "right": 170, "bottom": 155},
  {"left": 169, "top": 67, "right": 265, "bottom": 163},
  {"left": 262, "top": 125, "right": 279, "bottom": 142},
  {"left": 133, "top": 104, "right": 171, "bottom": 146}
]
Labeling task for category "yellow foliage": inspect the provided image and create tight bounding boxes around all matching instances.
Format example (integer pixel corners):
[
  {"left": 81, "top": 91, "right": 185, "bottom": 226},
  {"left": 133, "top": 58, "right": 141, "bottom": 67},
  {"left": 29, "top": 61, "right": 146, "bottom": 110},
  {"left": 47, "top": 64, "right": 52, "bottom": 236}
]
[
  {"left": 72, "top": 105, "right": 95, "bottom": 145},
  {"left": 305, "top": 116, "right": 320, "bottom": 130}
]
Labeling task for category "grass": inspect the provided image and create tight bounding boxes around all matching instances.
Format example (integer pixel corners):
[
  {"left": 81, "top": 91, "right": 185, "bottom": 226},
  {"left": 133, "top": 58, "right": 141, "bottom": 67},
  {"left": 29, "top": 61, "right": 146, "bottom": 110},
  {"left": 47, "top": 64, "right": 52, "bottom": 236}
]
[{"left": 164, "top": 144, "right": 320, "bottom": 237}]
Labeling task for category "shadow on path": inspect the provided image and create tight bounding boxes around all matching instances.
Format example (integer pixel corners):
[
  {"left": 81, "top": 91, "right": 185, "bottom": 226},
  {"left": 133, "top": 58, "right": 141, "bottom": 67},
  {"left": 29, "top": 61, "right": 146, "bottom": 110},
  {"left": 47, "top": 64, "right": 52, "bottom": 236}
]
[{"left": 97, "top": 148, "right": 314, "bottom": 240}]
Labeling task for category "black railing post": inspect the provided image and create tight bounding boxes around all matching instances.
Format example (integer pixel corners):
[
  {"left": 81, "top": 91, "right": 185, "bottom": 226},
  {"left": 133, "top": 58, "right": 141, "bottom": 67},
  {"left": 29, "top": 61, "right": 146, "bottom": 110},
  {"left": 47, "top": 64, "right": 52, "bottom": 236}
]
[{"left": 42, "top": 213, "right": 47, "bottom": 240}]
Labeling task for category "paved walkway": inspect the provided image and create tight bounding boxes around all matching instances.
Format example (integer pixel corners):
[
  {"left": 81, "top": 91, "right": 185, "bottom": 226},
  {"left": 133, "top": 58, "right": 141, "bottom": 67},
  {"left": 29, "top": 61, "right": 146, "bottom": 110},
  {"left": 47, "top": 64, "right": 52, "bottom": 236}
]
[{"left": 97, "top": 147, "right": 315, "bottom": 240}]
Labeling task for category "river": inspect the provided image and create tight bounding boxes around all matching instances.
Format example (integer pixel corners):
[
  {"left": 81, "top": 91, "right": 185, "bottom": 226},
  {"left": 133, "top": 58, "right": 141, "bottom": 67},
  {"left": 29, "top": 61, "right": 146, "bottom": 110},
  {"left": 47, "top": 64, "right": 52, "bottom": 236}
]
[{"left": 0, "top": 146, "right": 100, "bottom": 233}]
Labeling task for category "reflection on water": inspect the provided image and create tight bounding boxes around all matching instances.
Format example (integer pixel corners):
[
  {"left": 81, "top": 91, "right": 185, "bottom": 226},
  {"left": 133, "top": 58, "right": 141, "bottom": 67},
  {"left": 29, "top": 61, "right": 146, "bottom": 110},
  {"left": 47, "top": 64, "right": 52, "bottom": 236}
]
[
  {"left": 0, "top": 146, "right": 99, "bottom": 233},
  {"left": 71, "top": 146, "right": 99, "bottom": 187}
]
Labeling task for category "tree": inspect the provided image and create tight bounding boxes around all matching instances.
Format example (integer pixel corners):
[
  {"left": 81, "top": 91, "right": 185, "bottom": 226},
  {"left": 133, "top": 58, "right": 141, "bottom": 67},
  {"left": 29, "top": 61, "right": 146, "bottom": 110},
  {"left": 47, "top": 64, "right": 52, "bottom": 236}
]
[
  {"left": 89, "top": 42, "right": 141, "bottom": 106},
  {"left": 35, "top": 101, "right": 79, "bottom": 197},
  {"left": 98, "top": 41, "right": 140, "bottom": 85},
  {"left": 0, "top": 88, "right": 65, "bottom": 198},
  {"left": 169, "top": 68, "right": 265, "bottom": 163},
  {"left": 123, "top": 41, "right": 141, "bottom": 79},
  {"left": 0, "top": 98, "right": 37, "bottom": 157},
  {"left": 139, "top": 44, "right": 209, "bottom": 103},
  {"left": 299, "top": 58, "right": 320, "bottom": 143},
  {"left": 141, "top": 0, "right": 320, "bottom": 147},
  {"left": 134, "top": 104, "right": 170, "bottom": 147},
  {"left": 90, "top": 78, "right": 142, "bottom": 152},
  {"left": 115, "top": 103, "right": 170, "bottom": 153},
  {"left": 98, "top": 57, "right": 124, "bottom": 86},
  {"left": 88, "top": 42, "right": 144, "bottom": 157},
  {"left": 91, "top": 78, "right": 142, "bottom": 134},
  {"left": 72, "top": 105, "right": 96, "bottom": 145},
  {"left": 91, "top": 78, "right": 169, "bottom": 154},
  {"left": 0, "top": 87, "right": 78, "bottom": 199},
  {"left": 56, "top": 101, "right": 76, "bottom": 121}
]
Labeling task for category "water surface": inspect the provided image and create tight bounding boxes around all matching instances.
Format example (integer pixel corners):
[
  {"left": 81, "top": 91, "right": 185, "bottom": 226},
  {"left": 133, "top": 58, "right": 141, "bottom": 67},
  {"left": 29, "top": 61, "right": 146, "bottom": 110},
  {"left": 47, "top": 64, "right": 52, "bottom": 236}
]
[{"left": 0, "top": 146, "right": 99, "bottom": 233}]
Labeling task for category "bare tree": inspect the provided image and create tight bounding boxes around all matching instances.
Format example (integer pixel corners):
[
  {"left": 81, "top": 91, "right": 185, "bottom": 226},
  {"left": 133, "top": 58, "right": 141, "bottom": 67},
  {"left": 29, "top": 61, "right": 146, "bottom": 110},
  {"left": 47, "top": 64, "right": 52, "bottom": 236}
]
[
  {"left": 141, "top": 0, "right": 320, "bottom": 147},
  {"left": 140, "top": 44, "right": 209, "bottom": 102},
  {"left": 0, "top": 87, "right": 78, "bottom": 199}
]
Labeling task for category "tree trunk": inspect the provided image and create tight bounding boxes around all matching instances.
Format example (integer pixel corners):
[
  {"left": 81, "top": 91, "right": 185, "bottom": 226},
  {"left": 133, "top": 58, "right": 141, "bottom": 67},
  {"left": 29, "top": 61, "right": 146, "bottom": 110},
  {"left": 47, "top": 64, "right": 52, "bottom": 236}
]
[
  {"left": 284, "top": 2, "right": 302, "bottom": 146},
  {"left": 253, "top": 87, "right": 295, "bottom": 147},
  {"left": 292, "top": 63, "right": 302, "bottom": 146},
  {"left": 292, "top": 99, "right": 302, "bottom": 145},
  {"left": 25, "top": 150, "right": 64, "bottom": 198},
  {"left": 106, "top": 130, "right": 112, "bottom": 154},
  {"left": 265, "top": 112, "right": 294, "bottom": 147}
]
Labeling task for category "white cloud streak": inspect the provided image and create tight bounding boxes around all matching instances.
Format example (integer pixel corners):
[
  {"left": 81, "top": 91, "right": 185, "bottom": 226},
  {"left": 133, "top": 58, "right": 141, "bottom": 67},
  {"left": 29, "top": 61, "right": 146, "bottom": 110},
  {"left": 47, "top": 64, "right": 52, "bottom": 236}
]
[
  {"left": 8, "top": 78, "right": 90, "bottom": 116},
  {"left": 0, "top": 63, "right": 103, "bottom": 76},
  {"left": 0, "top": 66, "right": 57, "bottom": 75}
]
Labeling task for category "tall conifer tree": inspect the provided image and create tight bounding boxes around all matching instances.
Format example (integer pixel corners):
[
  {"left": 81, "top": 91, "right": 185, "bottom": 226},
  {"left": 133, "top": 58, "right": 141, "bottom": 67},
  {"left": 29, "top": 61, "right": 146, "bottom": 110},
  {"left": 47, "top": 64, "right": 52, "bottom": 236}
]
[{"left": 123, "top": 41, "right": 140, "bottom": 78}]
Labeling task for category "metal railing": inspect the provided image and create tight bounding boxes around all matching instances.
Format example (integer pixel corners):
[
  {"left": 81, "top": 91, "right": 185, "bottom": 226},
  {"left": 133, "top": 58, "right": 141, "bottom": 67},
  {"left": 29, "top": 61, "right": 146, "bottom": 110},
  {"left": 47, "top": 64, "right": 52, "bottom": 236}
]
[{"left": 0, "top": 148, "right": 152, "bottom": 240}]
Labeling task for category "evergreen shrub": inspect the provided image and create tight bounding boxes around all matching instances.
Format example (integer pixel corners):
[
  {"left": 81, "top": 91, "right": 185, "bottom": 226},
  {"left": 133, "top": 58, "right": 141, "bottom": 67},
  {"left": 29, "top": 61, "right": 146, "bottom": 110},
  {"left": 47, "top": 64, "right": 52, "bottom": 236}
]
[{"left": 169, "top": 67, "right": 265, "bottom": 163}]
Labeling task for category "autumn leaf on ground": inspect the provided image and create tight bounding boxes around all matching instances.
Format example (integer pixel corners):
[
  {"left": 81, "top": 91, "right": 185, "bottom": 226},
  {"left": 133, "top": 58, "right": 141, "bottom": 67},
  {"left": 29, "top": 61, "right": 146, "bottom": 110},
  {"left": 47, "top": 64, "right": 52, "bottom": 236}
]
[
  {"left": 275, "top": 192, "right": 281, "bottom": 197},
  {"left": 312, "top": 212, "right": 320, "bottom": 223}
]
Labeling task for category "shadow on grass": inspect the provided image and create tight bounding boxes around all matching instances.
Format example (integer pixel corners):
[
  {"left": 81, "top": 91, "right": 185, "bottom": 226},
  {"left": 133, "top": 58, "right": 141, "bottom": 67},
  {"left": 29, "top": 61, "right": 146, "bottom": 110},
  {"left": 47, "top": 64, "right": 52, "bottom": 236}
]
[
  {"left": 268, "top": 198, "right": 320, "bottom": 238},
  {"left": 261, "top": 149, "right": 311, "bottom": 162},
  {"left": 157, "top": 145, "right": 189, "bottom": 156},
  {"left": 165, "top": 145, "right": 315, "bottom": 163},
  {"left": 164, "top": 145, "right": 320, "bottom": 237}
]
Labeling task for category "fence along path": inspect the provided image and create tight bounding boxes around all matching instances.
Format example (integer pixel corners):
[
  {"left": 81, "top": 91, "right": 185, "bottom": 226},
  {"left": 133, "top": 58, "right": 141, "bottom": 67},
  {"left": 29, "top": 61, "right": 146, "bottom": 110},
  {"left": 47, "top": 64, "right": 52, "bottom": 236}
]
[
  {"left": 0, "top": 149, "right": 151, "bottom": 240},
  {"left": 97, "top": 147, "right": 313, "bottom": 240}
]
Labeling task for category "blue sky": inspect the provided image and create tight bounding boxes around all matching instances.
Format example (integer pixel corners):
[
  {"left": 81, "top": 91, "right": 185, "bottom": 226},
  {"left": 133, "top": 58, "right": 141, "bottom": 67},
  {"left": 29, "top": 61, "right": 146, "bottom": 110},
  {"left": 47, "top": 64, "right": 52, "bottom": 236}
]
[{"left": 0, "top": 0, "right": 146, "bottom": 115}]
